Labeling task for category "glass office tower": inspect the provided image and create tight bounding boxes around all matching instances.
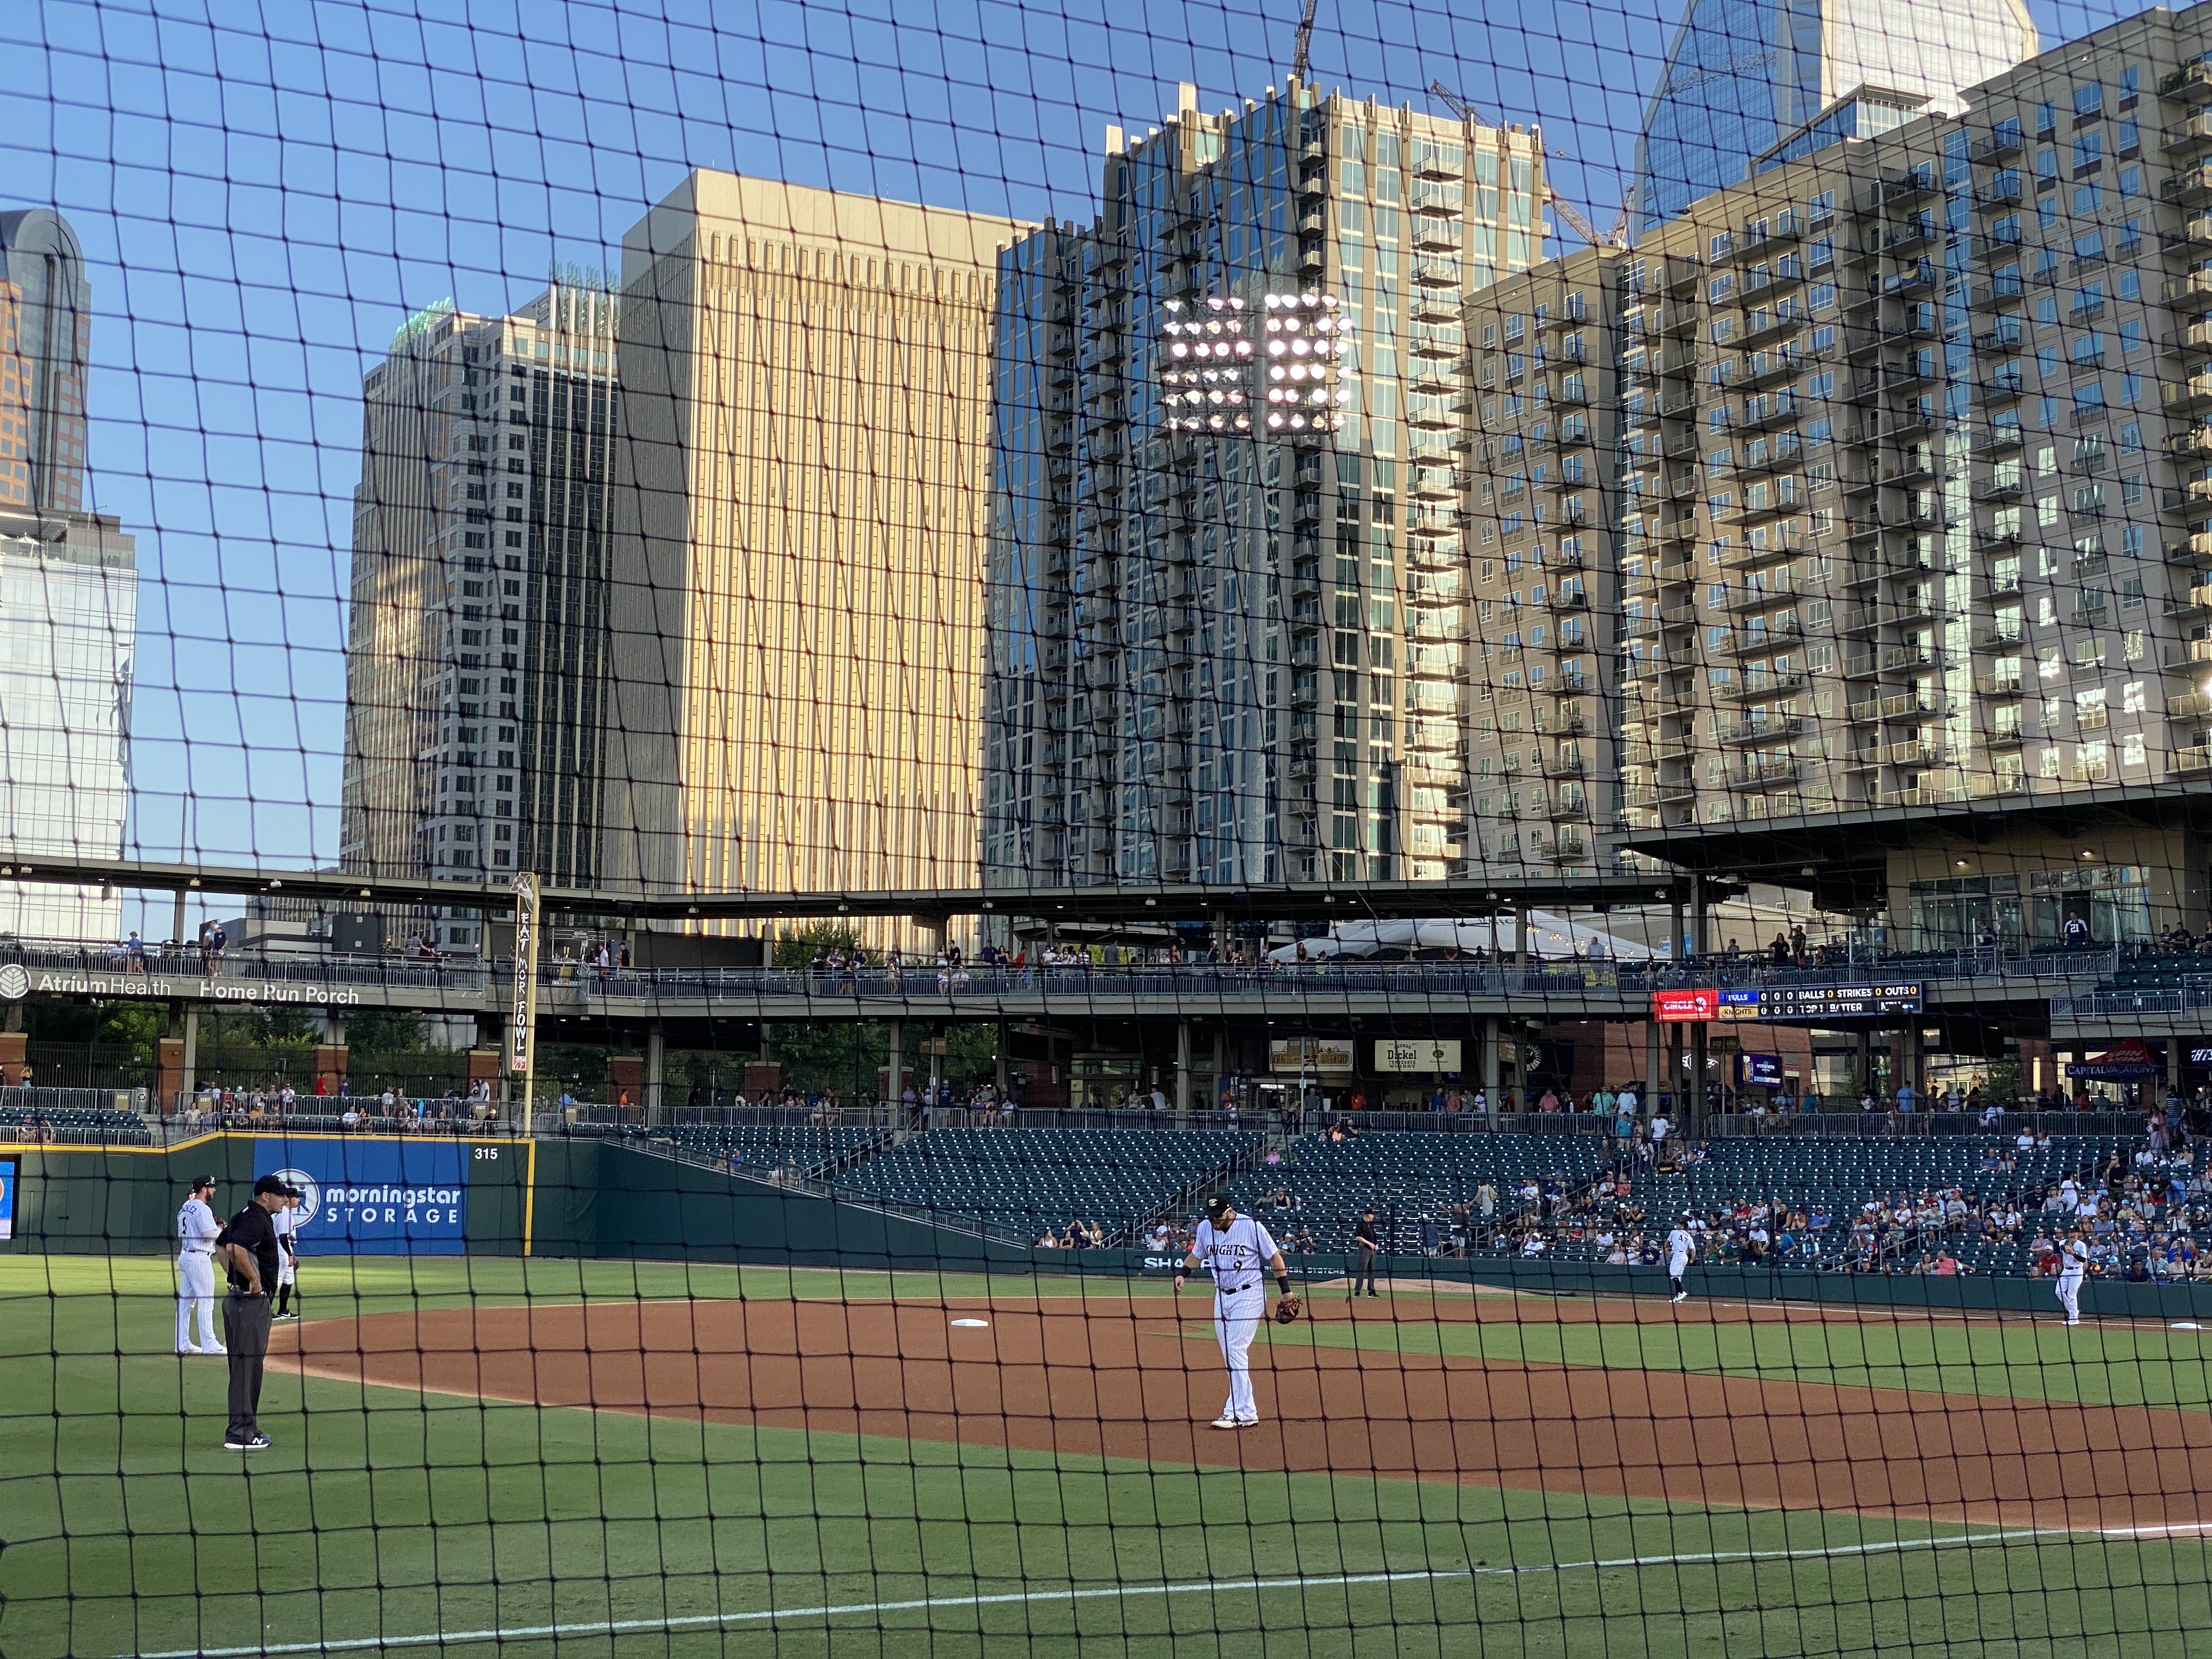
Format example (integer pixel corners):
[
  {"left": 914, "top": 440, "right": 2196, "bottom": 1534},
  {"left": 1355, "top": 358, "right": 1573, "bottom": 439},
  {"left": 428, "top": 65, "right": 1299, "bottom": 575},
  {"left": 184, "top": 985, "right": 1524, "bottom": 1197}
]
[{"left": 1630, "top": 0, "right": 2038, "bottom": 236}]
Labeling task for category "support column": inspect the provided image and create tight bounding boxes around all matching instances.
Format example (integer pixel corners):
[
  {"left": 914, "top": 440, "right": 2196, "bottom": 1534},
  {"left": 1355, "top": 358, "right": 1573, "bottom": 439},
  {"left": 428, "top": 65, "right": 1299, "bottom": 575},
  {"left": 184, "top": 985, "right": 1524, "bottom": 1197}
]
[
  {"left": 171, "top": 888, "right": 187, "bottom": 951},
  {"left": 316, "top": 1011, "right": 351, "bottom": 1104},
  {"left": 1645, "top": 1018, "right": 1663, "bottom": 1114},
  {"left": 2167, "top": 1037, "right": 2182, "bottom": 1102},
  {"left": 887, "top": 1018, "right": 905, "bottom": 1114},
  {"left": 1482, "top": 1015, "right": 1501, "bottom": 1115},
  {"left": 1690, "top": 1023, "right": 1709, "bottom": 1128},
  {"left": 1857, "top": 1028, "right": 1875, "bottom": 1102},
  {"left": 1176, "top": 1018, "right": 1193, "bottom": 1126},
  {"left": 1514, "top": 906, "right": 1531, "bottom": 980},
  {"left": 1671, "top": 896, "right": 1686, "bottom": 962},
  {"left": 180, "top": 1006, "right": 199, "bottom": 1105},
  {"left": 996, "top": 1018, "right": 1011, "bottom": 1093},
  {"left": 1689, "top": 874, "right": 1709, "bottom": 960},
  {"left": 644, "top": 1020, "right": 665, "bottom": 1124},
  {"left": 927, "top": 1026, "right": 943, "bottom": 1124},
  {"left": 1212, "top": 1028, "right": 1228, "bottom": 1116}
]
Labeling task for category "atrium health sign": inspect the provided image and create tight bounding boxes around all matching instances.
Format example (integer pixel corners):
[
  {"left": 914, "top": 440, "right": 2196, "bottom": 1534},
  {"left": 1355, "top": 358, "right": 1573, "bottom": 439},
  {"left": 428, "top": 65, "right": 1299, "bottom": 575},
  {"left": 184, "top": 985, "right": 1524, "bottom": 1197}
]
[{"left": 253, "top": 1137, "right": 467, "bottom": 1255}]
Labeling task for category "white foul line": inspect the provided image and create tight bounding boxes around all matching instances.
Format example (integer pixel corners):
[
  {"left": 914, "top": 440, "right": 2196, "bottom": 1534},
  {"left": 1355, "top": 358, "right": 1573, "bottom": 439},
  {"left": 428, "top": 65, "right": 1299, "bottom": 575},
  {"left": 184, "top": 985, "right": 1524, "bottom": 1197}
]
[{"left": 135, "top": 1526, "right": 2074, "bottom": 1658}]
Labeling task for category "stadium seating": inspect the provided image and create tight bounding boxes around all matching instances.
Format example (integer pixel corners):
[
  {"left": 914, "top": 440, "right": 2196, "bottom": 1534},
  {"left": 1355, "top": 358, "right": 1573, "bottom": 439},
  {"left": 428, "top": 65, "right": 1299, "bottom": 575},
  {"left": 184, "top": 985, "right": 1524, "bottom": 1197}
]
[
  {"left": 0, "top": 1106, "right": 151, "bottom": 1144},
  {"left": 665, "top": 1123, "right": 884, "bottom": 1176},
  {"left": 831, "top": 1127, "right": 1259, "bottom": 1239},
  {"left": 1223, "top": 1131, "right": 1612, "bottom": 1255}
]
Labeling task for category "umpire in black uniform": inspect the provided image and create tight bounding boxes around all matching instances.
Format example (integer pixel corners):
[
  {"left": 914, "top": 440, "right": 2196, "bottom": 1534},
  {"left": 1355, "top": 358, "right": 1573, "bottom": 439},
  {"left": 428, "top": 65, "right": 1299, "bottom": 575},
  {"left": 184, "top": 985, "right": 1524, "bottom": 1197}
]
[
  {"left": 213, "top": 1174, "right": 298, "bottom": 1451},
  {"left": 1351, "top": 1206, "right": 1381, "bottom": 1297}
]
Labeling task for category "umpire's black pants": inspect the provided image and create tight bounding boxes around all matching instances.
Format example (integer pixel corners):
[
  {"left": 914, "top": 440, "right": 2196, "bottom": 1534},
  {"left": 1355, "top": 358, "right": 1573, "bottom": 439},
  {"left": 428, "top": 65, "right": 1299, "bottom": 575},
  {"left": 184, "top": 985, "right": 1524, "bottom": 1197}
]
[
  {"left": 1352, "top": 1244, "right": 1378, "bottom": 1294},
  {"left": 224, "top": 1291, "right": 273, "bottom": 1441}
]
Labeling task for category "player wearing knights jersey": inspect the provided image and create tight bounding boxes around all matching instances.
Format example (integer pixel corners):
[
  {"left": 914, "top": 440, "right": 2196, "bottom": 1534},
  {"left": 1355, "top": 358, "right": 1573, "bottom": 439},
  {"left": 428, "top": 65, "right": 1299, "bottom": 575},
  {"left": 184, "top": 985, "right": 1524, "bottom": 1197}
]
[
  {"left": 1667, "top": 1217, "right": 1697, "bottom": 1305},
  {"left": 174, "top": 1176, "right": 225, "bottom": 1356},
  {"left": 2054, "top": 1227, "right": 2090, "bottom": 1326},
  {"left": 1173, "top": 1194, "right": 1300, "bottom": 1429}
]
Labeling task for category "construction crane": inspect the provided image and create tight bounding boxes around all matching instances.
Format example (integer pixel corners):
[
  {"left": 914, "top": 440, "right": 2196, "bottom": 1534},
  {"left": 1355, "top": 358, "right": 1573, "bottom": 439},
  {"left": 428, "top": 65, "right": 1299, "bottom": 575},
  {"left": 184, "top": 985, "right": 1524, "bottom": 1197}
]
[
  {"left": 1427, "top": 79, "right": 1632, "bottom": 251},
  {"left": 1289, "top": 0, "right": 1321, "bottom": 82}
]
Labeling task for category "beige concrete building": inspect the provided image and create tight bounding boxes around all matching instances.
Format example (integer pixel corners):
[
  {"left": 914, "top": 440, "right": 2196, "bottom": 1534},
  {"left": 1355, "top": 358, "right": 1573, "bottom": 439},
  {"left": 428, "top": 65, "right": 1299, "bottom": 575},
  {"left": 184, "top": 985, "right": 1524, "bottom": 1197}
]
[{"left": 603, "top": 172, "right": 1027, "bottom": 919}]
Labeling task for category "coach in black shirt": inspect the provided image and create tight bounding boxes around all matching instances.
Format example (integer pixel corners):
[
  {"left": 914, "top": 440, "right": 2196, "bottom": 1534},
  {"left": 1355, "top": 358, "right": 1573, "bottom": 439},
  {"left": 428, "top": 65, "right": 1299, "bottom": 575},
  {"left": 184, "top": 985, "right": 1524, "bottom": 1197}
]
[{"left": 213, "top": 1175, "right": 298, "bottom": 1451}]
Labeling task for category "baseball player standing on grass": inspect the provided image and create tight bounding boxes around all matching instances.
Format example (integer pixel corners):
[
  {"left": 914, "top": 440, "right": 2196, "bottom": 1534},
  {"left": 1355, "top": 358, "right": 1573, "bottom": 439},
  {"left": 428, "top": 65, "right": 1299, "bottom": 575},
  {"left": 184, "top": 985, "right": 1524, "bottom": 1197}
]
[
  {"left": 2055, "top": 1226, "right": 2089, "bottom": 1325},
  {"left": 271, "top": 1188, "right": 301, "bottom": 1321},
  {"left": 174, "top": 1175, "right": 225, "bottom": 1356},
  {"left": 1175, "top": 1194, "right": 1299, "bottom": 1429},
  {"left": 1667, "top": 1215, "right": 1697, "bottom": 1304}
]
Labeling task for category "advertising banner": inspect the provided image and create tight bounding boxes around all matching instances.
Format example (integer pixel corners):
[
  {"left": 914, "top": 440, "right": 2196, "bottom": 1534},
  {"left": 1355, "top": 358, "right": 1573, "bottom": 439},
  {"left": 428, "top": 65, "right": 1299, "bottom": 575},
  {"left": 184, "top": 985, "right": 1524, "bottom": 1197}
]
[
  {"left": 1652, "top": 988, "right": 1718, "bottom": 1023},
  {"left": 1267, "top": 1037, "right": 1356, "bottom": 1074},
  {"left": 253, "top": 1137, "right": 469, "bottom": 1255},
  {"left": 1739, "top": 1052, "right": 1784, "bottom": 1087},
  {"left": 0, "top": 1155, "right": 14, "bottom": 1240},
  {"left": 509, "top": 872, "right": 541, "bottom": 1079},
  {"left": 1374, "top": 1038, "right": 1464, "bottom": 1073}
]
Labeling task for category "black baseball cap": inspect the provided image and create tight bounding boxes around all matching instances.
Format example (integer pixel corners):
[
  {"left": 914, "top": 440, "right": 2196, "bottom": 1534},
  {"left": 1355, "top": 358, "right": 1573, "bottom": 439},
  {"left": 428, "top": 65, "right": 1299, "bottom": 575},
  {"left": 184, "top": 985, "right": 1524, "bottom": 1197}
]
[
  {"left": 253, "top": 1175, "right": 302, "bottom": 1198},
  {"left": 1204, "top": 1193, "right": 1233, "bottom": 1217},
  {"left": 190, "top": 1173, "right": 216, "bottom": 1189}
]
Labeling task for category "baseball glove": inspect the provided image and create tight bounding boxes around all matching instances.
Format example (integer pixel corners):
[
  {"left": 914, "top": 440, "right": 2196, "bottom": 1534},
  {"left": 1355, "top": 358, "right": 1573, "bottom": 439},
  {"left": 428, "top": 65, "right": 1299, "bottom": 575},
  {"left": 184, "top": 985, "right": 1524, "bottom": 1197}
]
[{"left": 1273, "top": 1293, "right": 1302, "bottom": 1324}]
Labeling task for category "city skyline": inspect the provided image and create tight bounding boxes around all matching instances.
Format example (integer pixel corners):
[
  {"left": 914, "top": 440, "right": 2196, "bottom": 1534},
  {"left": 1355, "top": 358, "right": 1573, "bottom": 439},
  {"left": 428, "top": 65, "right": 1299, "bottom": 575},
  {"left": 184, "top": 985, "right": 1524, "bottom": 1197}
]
[{"left": 0, "top": 0, "right": 2167, "bottom": 932}]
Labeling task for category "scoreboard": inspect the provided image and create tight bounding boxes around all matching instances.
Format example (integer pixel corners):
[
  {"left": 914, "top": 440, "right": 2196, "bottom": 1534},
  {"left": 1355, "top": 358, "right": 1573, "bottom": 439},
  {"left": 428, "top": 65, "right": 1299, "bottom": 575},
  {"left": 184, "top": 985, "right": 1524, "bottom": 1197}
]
[{"left": 1751, "top": 982, "right": 1924, "bottom": 1019}]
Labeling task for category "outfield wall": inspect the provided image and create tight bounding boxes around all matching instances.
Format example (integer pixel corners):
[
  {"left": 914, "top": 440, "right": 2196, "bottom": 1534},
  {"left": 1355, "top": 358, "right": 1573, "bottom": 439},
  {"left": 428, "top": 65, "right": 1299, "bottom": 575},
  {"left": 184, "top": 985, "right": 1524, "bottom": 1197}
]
[{"left": 6, "top": 1133, "right": 2208, "bottom": 1321}]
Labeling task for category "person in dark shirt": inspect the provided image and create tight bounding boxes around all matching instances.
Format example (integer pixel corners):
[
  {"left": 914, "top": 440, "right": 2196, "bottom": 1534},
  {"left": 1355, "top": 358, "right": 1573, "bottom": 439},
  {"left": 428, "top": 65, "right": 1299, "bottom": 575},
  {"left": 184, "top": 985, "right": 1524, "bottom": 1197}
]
[
  {"left": 213, "top": 1175, "right": 299, "bottom": 1451},
  {"left": 1351, "top": 1207, "right": 1381, "bottom": 1299}
]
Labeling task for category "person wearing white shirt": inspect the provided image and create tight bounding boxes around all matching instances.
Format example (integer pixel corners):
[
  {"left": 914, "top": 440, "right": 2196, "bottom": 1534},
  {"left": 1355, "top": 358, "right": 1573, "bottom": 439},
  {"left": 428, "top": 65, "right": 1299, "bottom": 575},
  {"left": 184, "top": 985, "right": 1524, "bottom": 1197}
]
[
  {"left": 1667, "top": 1218, "right": 1697, "bottom": 1304},
  {"left": 271, "top": 1191, "right": 302, "bottom": 1321},
  {"left": 2054, "top": 1228, "right": 2090, "bottom": 1326},
  {"left": 174, "top": 1176, "right": 225, "bottom": 1356},
  {"left": 1175, "top": 1195, "right": 1293, "bottom": 1429}
]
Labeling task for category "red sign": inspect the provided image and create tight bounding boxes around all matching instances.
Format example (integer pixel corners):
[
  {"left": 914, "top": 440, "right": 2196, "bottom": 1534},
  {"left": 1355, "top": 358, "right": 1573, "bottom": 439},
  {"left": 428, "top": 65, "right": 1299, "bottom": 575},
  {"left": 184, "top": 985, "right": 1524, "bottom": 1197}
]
[{"left": 1652, "top": 988, "right": 1718, "bottom": 1023}]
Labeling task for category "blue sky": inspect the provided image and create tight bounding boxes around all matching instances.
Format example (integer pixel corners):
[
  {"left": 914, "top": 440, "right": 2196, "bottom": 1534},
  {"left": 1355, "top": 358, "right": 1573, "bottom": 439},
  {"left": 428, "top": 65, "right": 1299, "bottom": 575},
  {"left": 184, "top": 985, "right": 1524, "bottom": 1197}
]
[{"left": 0, "top": 0, "right": 2147, "bottom": 900}]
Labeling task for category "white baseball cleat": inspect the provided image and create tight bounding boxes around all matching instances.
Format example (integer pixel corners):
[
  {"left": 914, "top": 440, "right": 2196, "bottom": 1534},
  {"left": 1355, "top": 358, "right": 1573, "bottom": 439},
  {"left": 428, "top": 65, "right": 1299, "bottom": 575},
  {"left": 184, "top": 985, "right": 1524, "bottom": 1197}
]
[
  {"left": 201, "top": 1346, "right": 227, "bottom": 1356},
  {"left": 1671, "top": 1292, "right": 1688, "bottom": 1304},
  {"left": 1210, "top": 1413, "right": 1243, "bottom": 1430},
  {"left": 1235, "top": 1415, "right": 1260, "bottom": 1427}
]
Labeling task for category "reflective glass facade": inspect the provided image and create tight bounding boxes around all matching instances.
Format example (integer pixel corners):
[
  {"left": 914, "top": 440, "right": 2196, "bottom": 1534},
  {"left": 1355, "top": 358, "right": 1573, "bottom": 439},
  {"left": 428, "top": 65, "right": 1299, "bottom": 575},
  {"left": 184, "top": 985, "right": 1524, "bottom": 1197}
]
[{"left": 1632, "top": 0, "right": 2038, "bottom": 236}]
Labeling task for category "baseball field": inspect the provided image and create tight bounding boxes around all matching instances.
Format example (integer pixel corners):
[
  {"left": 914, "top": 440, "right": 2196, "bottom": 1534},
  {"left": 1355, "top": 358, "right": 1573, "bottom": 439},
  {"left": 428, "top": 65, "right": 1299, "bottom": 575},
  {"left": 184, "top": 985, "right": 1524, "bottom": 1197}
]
[{"left": 8, "top": 1255, "right": 2212, "bottom": 1657}]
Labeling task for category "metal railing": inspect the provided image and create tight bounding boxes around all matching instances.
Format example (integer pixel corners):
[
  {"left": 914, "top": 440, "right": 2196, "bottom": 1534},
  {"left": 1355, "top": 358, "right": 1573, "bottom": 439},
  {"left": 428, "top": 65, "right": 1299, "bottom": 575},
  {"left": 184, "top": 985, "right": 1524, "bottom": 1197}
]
[
  {"left": 0, "top": 938, "right": 2129, "bottom": 1011},
  {"left": 1703, "top": 1110, "right": 2148, "bottom": 1138}
]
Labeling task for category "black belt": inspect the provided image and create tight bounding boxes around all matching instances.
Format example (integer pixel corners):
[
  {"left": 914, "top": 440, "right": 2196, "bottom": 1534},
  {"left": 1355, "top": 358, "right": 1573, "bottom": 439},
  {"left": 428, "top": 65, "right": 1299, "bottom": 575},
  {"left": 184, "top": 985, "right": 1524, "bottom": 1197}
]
[{"left": 1215, "top": 1283, "right": 1259, "bottom": 1293}]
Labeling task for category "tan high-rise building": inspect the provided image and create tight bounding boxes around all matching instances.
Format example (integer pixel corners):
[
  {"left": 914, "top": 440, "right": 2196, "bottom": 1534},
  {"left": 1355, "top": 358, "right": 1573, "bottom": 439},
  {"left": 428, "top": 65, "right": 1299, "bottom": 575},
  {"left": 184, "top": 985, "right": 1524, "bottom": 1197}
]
[{"left": 605, "top": 172, "right": 1028, "bottom": 916}]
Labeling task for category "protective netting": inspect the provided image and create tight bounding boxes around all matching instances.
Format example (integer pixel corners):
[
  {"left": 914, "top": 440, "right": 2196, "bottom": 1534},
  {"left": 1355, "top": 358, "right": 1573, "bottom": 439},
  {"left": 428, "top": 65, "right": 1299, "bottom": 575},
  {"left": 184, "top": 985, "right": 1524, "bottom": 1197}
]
[{"left": 9, "top": 0, "right": 2212, "bottom": 1653}]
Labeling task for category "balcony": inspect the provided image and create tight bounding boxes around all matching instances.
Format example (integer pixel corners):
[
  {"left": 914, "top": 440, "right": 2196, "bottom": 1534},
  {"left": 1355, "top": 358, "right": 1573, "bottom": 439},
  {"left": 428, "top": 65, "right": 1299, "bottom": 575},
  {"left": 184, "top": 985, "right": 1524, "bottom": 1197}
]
[
  {"left": 1728, "top": 620, "right": 1803, "bottom": 656},
  {"left": 1720, "top": 714, "right": 1804, "bottom": 745},
  {"left": 1972, "top": 126, "right": 2024, "bottom": 161},
  {"left": 2166, "top": 371, "right": 2212, "bottom": 414},
  {"left": 1731, "top": 758, "right": 1803, "bottom": 788},
  {"left": 2170, "top": 162, "right": 2212, "bottom": 206},
  {"left": 1724, "top": 582, "right": 1796, "bottom": 613}
]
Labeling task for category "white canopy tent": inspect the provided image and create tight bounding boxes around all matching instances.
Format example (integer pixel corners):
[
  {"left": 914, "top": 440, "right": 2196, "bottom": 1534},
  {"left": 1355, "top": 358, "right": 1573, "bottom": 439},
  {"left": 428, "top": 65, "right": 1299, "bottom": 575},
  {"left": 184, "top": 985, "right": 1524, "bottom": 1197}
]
[{"left": 1263, "top": 913, "right": 1660, "bottom": 964}]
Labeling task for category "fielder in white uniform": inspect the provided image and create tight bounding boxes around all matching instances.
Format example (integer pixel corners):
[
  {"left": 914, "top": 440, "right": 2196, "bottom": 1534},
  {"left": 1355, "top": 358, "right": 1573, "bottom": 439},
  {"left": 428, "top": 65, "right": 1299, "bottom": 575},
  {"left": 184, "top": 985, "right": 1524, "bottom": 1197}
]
[
  {"left": 272, "top": 1192, "right": 301, "bottom": 1320},
  {"left": 2055, "top": 1229, "right": 2089, "bottom": 1325},
  {"left": 1667, "top": 1218, "right": 1696, "bottom": 1304},
  {"left": 1174, "top": 1195, "right": 1294, "bottom": 1429},
  {"left": 174, "top": 1176, "right": 226, "bottom": 1355}
]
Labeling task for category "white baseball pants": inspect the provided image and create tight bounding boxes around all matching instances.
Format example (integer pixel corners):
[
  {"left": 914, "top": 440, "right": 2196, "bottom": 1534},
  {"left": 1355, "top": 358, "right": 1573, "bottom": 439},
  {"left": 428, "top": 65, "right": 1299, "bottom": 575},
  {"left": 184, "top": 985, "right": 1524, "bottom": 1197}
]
[
  {"left": 176, "top": 1252, "right": 219, "bottom": 1351},
  {"left": 2056, "top": 1272, "right": 2083, "bottom": 1323},
  {"left": 1214, "top": 1286, "right": 1265, "bottom": 1421}
]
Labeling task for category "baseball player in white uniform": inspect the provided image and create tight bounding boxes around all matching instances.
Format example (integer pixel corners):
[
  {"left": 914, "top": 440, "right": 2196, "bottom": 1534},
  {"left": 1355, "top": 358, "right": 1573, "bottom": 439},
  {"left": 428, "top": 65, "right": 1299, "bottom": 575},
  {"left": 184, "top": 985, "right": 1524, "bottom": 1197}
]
[
  {"left": 1667, "top": 1216, "right": 1697, "bottom": 1304},
  {"left": 1174, "top": 1194, "right": 1300, "bottom": 1429},
  {"left": 174, "top": 1175, "right": 225, "bottom": 1355},
  {"left": 272, "top": 1190, "right": 301, "bottom": 1320},
  {"left": 2055, "top": 1228, "right": 2089, "bottom": 1325}
]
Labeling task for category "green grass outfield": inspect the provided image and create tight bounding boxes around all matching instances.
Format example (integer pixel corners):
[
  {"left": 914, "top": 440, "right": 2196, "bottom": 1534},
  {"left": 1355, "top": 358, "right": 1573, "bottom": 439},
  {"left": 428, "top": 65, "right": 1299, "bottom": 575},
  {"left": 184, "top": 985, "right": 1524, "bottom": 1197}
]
[{"left": 5, "top": 1256, "right": 2211, "bottom": 1658}]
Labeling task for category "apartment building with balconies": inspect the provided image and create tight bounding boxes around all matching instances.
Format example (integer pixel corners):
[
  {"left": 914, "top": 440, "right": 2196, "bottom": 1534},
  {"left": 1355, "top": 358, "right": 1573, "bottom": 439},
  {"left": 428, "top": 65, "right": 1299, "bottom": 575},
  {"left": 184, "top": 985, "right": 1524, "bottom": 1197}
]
[
  {"left": 1605, "top": 4, "right": 2212, "bottom": 946},
  {"left": 983, "top": 80, "right": 1544, "bottom": 888}
]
